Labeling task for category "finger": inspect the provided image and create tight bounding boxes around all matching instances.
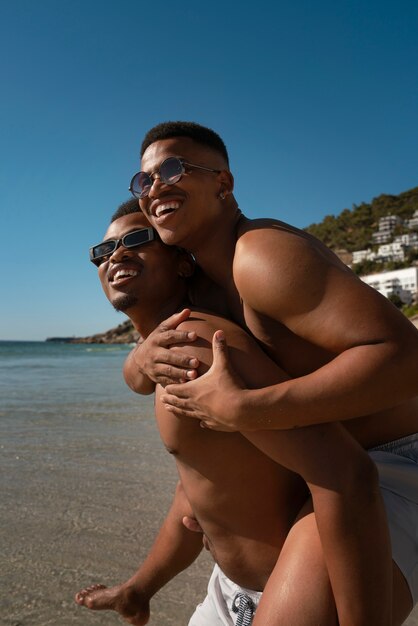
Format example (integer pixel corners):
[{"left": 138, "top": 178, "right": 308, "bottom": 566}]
[
  {"left": 163, "top": 383, "right": 192, "bottom": 398},
  {"left": 212, "top": 330, "right": 229, "bottom": 368},
  {"left": 182, "top": 516, "right": 204, "bottom": 533},
  {"left": 160, "top": 308, "right": 191, "bottom": 330},
  {"left": 158, "top": 309, "right": 196, "bottom": 343},
  {"left": 161, "top": 391, "right": 188, "bottom": 407},
  {"left": 164, "top": 405, "right": 199, "bottom": 419},
  {"left": 156, "top": 363, "right": 198, "bottom": 384},
  {"left": 158, "top": 329, "right": 198, "bottom": 348},
  {"left": 200, "top": 420, "right": 233, "bottom": 432},
  {"left": 161, "top": 396, "right": 201, "bottom": 416}
]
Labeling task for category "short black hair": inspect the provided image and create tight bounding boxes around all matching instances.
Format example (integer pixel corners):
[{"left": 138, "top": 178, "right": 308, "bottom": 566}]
[
  {"left": 141, "top": 121, "right": 229, "bottom": 166},
  {"left": 111, "top": 198, "right": 141, "bottom": 223}
]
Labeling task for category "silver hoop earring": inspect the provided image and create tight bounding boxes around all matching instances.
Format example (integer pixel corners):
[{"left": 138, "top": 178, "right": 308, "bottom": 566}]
[{"left": 219, "top": 192, "right": 225, "bottom": 200}]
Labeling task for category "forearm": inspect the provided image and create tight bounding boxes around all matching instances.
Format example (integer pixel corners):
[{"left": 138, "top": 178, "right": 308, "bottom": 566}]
[
  {"left": 123, "top": 345, "right": 155, "bottom": 395},
  {"left": 126, "top": 482, "right": 203, "bottom": 598},
  {"left": 239, "top": 341, "right": 418, "bottom": 429}
]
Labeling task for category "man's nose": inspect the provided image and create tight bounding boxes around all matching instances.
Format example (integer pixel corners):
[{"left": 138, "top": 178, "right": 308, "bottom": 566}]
[
  {"left": 148, "top": 173, "right": 165, "bottom": 199},
  {"left": 109, "top": 243, "right": 135, "bottom": 263}
]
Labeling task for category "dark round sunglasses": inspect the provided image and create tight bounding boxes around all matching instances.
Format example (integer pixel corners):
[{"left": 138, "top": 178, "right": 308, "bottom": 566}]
[
  {"left": 129, "top": 156, "right": 221, "bottom": 199},
  {"left": 89, "top": 227, "right": 156, "bottom": 267}
]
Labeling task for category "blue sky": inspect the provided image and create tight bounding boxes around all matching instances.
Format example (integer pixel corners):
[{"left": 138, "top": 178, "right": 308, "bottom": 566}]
[{"left": 1, "top": 0, "right": 417, "bottom": 340}]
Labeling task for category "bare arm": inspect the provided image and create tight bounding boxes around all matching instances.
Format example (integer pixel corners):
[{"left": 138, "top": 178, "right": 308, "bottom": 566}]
[
  {"left": 123, "top": 309, "right": 199, "bottom": 394},
  {"left": 162, "top": 230, "right": 418, "bottom": 429},
  {"left": 127, "top": 481, "right": 204, "bottom": 597},
  {"left": 231, "top": 230, "right": 418, "bottom": 428}
]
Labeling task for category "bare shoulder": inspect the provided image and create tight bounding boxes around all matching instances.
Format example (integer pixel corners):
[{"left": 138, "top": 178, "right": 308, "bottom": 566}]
[
  {"left": 233, "top": 218, "right": 416, "bottom": 349},
  {"left": 176, "top": 309, "right": 287, "bottom": 387},
  {"left": 234, "top": 219, "right": 351, "bottom": 315}
]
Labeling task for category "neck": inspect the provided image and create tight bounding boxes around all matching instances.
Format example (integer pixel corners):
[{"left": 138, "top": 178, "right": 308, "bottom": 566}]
[
  {"left": 192, "top": 200, "right": 247, "bottom": 287},
  {"left": 127, "top": 292, "right": 188, "bottom": 339}
]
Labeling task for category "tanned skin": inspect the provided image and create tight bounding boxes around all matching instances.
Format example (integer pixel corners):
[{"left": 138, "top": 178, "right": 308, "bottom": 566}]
[
  {"left": 127, "top": 135, "right": 418, "bottom": 625},
  {"left": 75, "top": 213, "right": 321, "bottom": 624},
  {"left": 76, "top": 211, "right": 414, "bottom": 625}
]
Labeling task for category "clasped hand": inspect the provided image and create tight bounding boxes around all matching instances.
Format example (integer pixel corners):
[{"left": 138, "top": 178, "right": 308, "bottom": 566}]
[
  {"left": 161, "top": 330, "right": 248, "bottom": 432},
  {"left": 133, "top": 309, "right": 200, "bottom": 387}
]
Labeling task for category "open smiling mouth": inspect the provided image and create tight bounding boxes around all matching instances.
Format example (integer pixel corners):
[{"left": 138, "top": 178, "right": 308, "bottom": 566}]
[
  {"left": 154, "top": 201, "right": 181, "bottom": 218},
  {"left": 110, "top": 268, "right": 139, "bottom": 284}
]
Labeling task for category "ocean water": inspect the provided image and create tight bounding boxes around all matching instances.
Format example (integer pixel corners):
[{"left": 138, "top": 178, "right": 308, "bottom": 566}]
[{"left": 0, "top": 341, "right": 212, "bottom": 626}]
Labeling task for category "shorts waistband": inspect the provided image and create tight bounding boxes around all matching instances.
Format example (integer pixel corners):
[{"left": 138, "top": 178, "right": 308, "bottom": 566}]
[{"left": 369, "top": 432, "right": 418, "bottom": 463}]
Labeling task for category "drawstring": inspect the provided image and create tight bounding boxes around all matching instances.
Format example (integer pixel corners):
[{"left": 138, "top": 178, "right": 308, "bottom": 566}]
[{"left": 232, "top": 592, "right": 256, "bottom": 626}]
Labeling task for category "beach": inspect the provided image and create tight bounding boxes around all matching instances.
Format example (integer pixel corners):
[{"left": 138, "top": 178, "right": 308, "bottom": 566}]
[
  {"left": 0, "top": 341, "right": 212, "bottom": 625},
  {"left": 1, "top": 340, "right": 417, "bottom": 625}
]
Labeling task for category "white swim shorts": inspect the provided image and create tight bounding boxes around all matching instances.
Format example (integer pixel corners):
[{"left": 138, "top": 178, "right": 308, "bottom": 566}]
[
  {"left": 188, "top": 564, "right": 261, "bottom": 626},
  {"left": 369, "top": 432, "right": 418, "bottom": 605}
]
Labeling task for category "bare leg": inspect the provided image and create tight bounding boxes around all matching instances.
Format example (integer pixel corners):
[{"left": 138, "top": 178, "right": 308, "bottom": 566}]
[
  {"left": 246, "top": 423, "right": 393, "bottom": 626},
  {"left": 253, "top": 501, "right": 413, "bottom": 626},
  {"left": 253, "top": 505, "right": 337, "bottom": 626}
]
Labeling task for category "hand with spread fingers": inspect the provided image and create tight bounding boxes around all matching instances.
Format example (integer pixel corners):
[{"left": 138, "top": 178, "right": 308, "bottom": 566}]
[
  {"left": 124, "top": 308, "right": 200, "bottom": 391},
  {"left": 162, "top": 330, "right": 249, "bottom": 431}
]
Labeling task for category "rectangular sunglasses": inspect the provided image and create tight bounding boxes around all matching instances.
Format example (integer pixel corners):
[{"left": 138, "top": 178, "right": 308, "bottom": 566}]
[{"left": 89, "top": 227, "right": 156, "bottom": 266}]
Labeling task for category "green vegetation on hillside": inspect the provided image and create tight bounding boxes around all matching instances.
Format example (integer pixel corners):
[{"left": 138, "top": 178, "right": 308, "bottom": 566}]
[{"left": 305, "top": 186, "right": 418, "bottom": 252}]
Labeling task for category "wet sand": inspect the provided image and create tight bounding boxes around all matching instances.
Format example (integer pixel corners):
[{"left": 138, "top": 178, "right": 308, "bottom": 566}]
[
  {"left": 1, "top": 397, "right": 213, "bottom": 626},
  {"left": 3, "top": 397, "right": 417, "bottom": 625}
]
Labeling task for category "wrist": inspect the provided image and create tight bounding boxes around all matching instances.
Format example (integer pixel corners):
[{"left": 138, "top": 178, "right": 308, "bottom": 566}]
[
  {"left": 132, "top": 341, "right": 146, "bottom": 374},
  {"left": 238, "top": 385, "right": 286, "bottom": 431},
  {"left": 230, "top": 389, "right": 257, "bottom": 431},
  {"left": 123, "top": 345, "right": 155, "bottom": 395}
]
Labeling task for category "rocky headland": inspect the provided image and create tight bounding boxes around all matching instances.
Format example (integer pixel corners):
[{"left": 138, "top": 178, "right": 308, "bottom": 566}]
[{"left": 46, "top": 319, "right": 139, "bottom": 344}]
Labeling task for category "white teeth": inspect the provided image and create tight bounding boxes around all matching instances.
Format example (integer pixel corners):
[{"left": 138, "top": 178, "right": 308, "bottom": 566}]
[
  {"left": 155, "top": 201, "right": 181, "bottom": 217},
  {"left": 113, "top": 269, "right": 138, "bottom": 281}
]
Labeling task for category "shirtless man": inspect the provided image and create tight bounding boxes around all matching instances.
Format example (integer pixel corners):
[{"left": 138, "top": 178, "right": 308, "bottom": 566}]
[
  {"left": 76, "top": 200, "right": 417, "bottom": 625},
  {"left": 123, "top": 122, "right": 418, "bottom": 624},
  {"left": 75, "top": 205, "right": 319, "bottom": 624}
]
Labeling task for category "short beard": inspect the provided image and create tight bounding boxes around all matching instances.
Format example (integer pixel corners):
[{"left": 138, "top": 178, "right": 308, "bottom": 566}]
[{"left": 111, "top": 294, "right": 138, "bottom": 312}]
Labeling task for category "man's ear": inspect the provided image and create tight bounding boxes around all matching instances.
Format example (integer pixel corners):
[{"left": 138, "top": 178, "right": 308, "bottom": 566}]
[
  {"left": 178, "top": 253, "right": 195, "bottom": 278},
  {"left": 217, "top": 169, "right": 234, "bottom": 196}
]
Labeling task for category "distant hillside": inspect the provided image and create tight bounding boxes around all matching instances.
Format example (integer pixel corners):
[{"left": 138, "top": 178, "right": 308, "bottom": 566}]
[
  {"left": 305, "top": 186, "right": 418, "bottom": 252},
  {"left": 48, "top": 319, "right": 138, "bottom": 344}
]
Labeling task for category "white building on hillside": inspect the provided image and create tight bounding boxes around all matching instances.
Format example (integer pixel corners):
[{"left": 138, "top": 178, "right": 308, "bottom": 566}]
[
  {"left": 377, "top": 242, "right": 408, "bottom": 262},
  {"left": 408, "top": 210, "right": 418, "bottom": 230},
  {"left": 361, "top": 267, "right": 418, "bottom": 304},
  {"left": 394, "top": 232, "right": 418, "bottom": 248},
  {"left": 352, "top": 249, "right": 376, "bottom": 264},
  {"left": 372, "top": 214, "right": 404, "bottom": 244}
]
